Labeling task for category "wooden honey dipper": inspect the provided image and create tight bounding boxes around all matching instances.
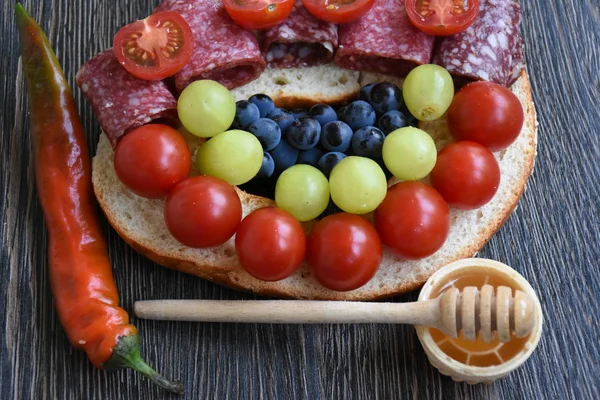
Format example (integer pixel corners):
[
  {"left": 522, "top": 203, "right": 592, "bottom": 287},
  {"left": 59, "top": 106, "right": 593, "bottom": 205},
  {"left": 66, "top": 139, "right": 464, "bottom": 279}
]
[{"left": 134, "top": 284, "right": 536, "bottom": 342}]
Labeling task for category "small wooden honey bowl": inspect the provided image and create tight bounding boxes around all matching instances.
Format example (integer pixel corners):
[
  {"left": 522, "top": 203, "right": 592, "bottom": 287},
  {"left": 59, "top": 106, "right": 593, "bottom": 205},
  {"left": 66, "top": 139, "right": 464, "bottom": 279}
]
[{"left": 415, "top": 258, "right": 543, "bottom": 384}]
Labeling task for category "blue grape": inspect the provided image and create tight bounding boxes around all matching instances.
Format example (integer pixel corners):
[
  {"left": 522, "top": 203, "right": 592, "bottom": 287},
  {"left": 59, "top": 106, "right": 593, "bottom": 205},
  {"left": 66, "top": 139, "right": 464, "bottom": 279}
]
[
  {"left": 249, "top": 93, "right": 275, "bottom": 118},
  {"left": 352, "top": 126, "right": 385, "bottom": 159},
  {"left": 248, "top": 118, "right": 282, "bottom": 151},
  {"left": 320, "top": 121, "right": 353, "bottom": 152}
]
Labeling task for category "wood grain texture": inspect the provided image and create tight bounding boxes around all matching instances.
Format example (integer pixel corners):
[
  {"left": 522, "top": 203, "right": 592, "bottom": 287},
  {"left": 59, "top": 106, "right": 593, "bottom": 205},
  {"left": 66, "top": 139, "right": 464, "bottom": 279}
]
[{"left": 1, "top": 0, "right": 599, "bottom": 399}]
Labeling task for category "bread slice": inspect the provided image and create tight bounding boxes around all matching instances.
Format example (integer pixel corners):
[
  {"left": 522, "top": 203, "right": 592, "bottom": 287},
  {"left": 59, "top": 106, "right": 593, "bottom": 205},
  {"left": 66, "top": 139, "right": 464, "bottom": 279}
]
[
  {"left": 91, "top": 68, "right": 537, "bottom": 300},
  {"left": 230, "top": 64, "right": 360, "bottom": 108}
]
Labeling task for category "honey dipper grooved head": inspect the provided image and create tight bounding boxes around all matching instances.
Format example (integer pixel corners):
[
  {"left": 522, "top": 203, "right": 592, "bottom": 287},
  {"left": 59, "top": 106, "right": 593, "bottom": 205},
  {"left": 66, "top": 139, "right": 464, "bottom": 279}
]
[{"left": 438, "top": 285, "right": 536, "bottom": 343}]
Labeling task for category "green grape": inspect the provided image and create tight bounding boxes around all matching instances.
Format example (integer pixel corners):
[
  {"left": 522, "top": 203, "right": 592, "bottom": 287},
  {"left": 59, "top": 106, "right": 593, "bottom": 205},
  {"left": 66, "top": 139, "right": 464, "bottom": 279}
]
[
  {"left": 329, "top": 156, "right": 387, "bottom": 214},
  {"left": 196, "top": 130, "right": 262, "bottom": 185},
  {"left": 177, "top": 80, "right": 235, "bottom": 137},
  {"left": 275, "top": 165, "right": 329, "bottom": 222},
  {"left": 382, "top": 127, "right": 437, "bottom": 181},
  {"left": 402, "top": 64, "right": 454, "bottom": 121}
]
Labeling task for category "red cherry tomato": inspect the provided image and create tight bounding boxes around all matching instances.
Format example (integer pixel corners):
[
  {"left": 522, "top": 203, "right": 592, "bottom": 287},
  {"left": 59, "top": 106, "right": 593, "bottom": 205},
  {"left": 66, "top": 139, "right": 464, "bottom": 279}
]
[
  {"left": 374, "top": 181, "right": 450, "bottom": 260},
  {"left": 113, "top": 11, "right": 194, "bottom": 80},
  {"left": 405, "top": 0, "right": 480, "bottom": 36},
  {"left": 302, "top": 0, "right": 375, "bottom": 24},
  {"left": 114, "top": 124, "right": 191, "bottom": 199},
  {"left": 235, "top": 207, "right": 306, "bottom": 281},
  {"left": 164, "top": 176, "right": 242, "bottom": 248},
  {"left": 306, "top": 213, "right": 381, "bottom": 292},
  {"left": 430, "top": 141, "right": 500, "bottom": 210},
  {"left": 223, "top": 0, "right": 295, "bottom": 30},
  {"left": 447, "top": 81, "right": 525, "bottom": 151}
]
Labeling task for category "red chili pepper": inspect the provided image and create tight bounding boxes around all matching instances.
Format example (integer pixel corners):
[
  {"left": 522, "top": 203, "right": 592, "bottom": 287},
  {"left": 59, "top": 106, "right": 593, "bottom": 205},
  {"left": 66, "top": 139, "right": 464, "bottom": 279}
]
[{"left": 15, "top": 3, "right": 184, "bottom": 394}]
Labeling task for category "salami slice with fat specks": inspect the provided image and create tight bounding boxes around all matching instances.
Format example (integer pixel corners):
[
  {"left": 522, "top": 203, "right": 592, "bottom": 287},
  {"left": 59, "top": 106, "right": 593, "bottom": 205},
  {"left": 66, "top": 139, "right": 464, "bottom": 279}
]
[
  {"left": 76, "top": 50, "right": 178, "bottom": 147},
  {"left": 334, "top": 0, "right": 434, "bottom": 76},
  {"left": 433, "top": 0, "right": 525, "bottom": 87},
  {"left": 262, "top": 0, "right": 338, "bottom": 68},
  {"left": 155, "top": 0, "right": 265, "bottom": 90}
]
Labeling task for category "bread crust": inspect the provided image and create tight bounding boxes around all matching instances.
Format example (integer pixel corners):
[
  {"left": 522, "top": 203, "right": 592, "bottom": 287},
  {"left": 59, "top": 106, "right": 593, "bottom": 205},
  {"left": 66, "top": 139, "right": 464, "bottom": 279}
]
[{"left": 92, "top": 69, "right": 537, "bottom": 300}]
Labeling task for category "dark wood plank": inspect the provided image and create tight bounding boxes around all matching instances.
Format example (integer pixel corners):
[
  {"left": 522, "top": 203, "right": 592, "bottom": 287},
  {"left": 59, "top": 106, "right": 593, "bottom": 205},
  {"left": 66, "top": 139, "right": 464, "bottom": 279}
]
[{"left": 1, "top": 0, "right": 599, "bottom": 399}]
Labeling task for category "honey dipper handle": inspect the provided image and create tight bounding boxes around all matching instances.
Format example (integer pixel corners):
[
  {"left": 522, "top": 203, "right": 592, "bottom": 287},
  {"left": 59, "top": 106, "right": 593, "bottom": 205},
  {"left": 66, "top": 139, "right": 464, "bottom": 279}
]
[{"left": 134, "top": 300, "right": 440, "bottom": 326}]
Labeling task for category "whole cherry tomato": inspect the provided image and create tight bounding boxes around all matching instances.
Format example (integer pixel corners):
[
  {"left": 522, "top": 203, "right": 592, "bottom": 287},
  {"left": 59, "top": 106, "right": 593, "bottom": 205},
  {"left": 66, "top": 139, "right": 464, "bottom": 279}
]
[
  {"left": 114, "top": 124, "right": 191, "bottom": 199},
  {"left": 164, "top": 176, "right": 242, "bottom": 248},
  {"left": 430, "top": 141, "right": 501, "bottom": 210},
  {"left": 235, "top": 207, "right": 306, "bottom": 281},
  {"left": 447, "top": 81, "right": 525, "bottom": 151},
  {"left": 306, "top": 213, "right": 381, "bottom": 291},
  {"left": 113, "top": 12, "right": 194, "bottom": 80},
  {"left": 302, "top": 0, "right": 375, "bottom": 24},
  {"left": 223, "top": 0, "right": 295, "bottom": 30},
  {"left": 405, "top": 0, "right": 480, "bottom": 36},
  {"left": 374, "top": 181, "right": 449, "bottom": 260}
]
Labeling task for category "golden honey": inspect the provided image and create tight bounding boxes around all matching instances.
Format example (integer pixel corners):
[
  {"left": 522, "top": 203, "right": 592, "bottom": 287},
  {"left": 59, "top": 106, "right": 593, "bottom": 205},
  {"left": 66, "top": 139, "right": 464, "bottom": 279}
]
[{"left": 428, "top": 270, "right": 530, "bottom": 367}]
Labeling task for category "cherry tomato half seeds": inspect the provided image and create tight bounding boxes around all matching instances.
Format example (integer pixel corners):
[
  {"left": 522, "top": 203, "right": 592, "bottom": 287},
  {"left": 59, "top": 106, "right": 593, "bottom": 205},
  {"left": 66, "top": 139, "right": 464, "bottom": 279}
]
[
  {"left": 114, "top": 124, "right": 191, "bottom": 199},
  {"left": 235, "top": 207, "right": 306, "bottom": 281},
  {"left": 113, "top": 11, "right": 194, "bottom": 80},
  {"left": 303, "top": 0, "right": 375, "bottom": 24},
  {"left": 224, "top": 0, "right": 295, "bottom": 30},
  {"left": 447, "top": 81, "right": 524, "bottom": 151},
  {"left": 405, "top": 0, "right": 480, "bottom": 36},
  {"left": 307, "top": 213, "right": 382, "bottom": 292},
  {"left": 164, "top": 176, "right": 242, "bottom": 248},
  {"left": 374, "top": 181, "right": 450, "bottom": 260},
  {"left": 430, "top": 141, "right": 501, "bottom": 210}
]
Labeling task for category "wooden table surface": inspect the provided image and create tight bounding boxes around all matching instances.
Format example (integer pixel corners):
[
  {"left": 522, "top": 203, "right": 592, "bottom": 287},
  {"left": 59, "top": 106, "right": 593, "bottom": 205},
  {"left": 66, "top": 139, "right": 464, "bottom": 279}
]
[{"left": 2, "top": 0, "right": 599, "bottom": 399}]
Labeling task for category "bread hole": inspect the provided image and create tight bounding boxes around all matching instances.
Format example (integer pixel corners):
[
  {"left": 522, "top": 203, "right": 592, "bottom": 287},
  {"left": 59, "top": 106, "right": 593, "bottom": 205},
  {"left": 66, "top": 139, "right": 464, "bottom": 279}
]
[
  {"left": 124, "top": 212, "right": 132, "bottom": 220},
  {"left": 338, "top": 74, "right": 349, "bottom": 84},
  {"left": 232, "top": 275, "right": 240, "bottom": 283},
  {"left": 273, "top": 76, "right": 289, "bottom": 85},
  {"left": 160, "top": 234, "right": 168, "bottom": 240},
  {"left": 476, "top": 210, "right": 484, "bottom": 220},
  {"left": 223, "top": 246, "right": 235, "bottom": 258},
  {"left": 497, "top": 149, "right": 507, "bottom": 161}
]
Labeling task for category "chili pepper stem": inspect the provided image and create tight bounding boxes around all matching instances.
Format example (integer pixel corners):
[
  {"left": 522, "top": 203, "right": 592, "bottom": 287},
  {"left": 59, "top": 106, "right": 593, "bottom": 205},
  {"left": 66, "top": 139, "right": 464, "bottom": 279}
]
[{"left": 106, "top": 335, "right": 184, "bottom": 394}]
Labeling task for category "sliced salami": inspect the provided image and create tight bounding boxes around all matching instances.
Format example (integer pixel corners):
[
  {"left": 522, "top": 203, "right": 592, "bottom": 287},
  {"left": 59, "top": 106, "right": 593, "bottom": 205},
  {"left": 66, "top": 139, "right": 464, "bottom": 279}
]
[
  {"left": 262, "top": 0, "right": 338, "bottom": 68},
  {"left": 155, "top": 0, "right": 265, "bottom": 90},
  {"left": 76, "top": 50, "right": 178, "bottom": 147},
  {"left": 432, "top": 0, "right": 525, "bottom": 87},
  {"left": 335, "top": 0, "right": 434, "bottom": 76}
]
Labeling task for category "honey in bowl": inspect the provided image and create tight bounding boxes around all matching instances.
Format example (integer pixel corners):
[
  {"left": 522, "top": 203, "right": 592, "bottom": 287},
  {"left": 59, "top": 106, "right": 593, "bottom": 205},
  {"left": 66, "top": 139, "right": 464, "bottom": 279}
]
[{"left": 428, "top": 271, "right": 530, "bottom": 367}]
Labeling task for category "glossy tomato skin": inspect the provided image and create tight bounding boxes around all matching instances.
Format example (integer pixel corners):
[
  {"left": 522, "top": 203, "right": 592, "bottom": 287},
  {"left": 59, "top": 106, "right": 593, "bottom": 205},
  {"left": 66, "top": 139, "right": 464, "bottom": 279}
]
[
  {"left": 235, "top": 207, "right": 306, "bottom": 281},
  {"left": 114, "top": 124, "right": 191, "bottom": 198},
  {"left": 430, "top": 141, "right": 500, "bottom": 210},
  {"left": 447, "top": 81, "right": 524, "bottom": 151},
  {"left": 113, "top": 11, "right": 194, "bottom": 80},
  {"left": 302, "top": 0, "right": 375, "bottom": 24},
  {"left": 307, "top": 213, "right": 381, "bottom": 291},
  {"left": 374, "top": 181, "right": 449, "bottom": 260},
  {"left": 224, "top": 0, "right": 295, "bottom": 30},
  {"left": 164, "top": 176, "right": 242, "bottom": 248},
  {"left": 405, "top": 0, "right": 480, "bottom": 36}
]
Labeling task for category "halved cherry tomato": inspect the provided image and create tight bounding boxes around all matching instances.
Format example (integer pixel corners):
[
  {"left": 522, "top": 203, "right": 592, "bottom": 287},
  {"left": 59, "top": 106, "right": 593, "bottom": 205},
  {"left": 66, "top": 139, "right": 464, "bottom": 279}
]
[
  {"left": 164, "top": 176, "right": 242, "bottom": 248},
  {"left": 223, "top": 0, "right": 295, "bottom": 30},
  {"left": 302, "top": 0, "right": 375, "bottom": 24},
  {"left": 374, "top": 181, "right": 449, "bottom": 260},
  {"left": 447, "top": 81, "right": 524, "bottom": 151},
  {"left": 405, "top": 0, "right": 480, "bottom": 36},
  {"left": 114, "top": 124, "right": 191, "bottom": 199},
  {"left": 306, "top": 213, "right": 381, "bottom": 292},
  {"left": 430, "top": 141, "right": 500, "bottom": 210},
  {"left": 113, "top": 11, "right": 194, "bottom": 80},
  {"left": 235, "top": 207, "right": 306, "bottom": 281}
]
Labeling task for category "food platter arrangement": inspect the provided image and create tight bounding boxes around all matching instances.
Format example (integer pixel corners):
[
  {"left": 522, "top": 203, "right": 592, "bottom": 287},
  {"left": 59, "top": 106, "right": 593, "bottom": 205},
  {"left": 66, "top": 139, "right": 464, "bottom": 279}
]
[{"left": 16, "top": 0, "right": 540, "bottom": 394}]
